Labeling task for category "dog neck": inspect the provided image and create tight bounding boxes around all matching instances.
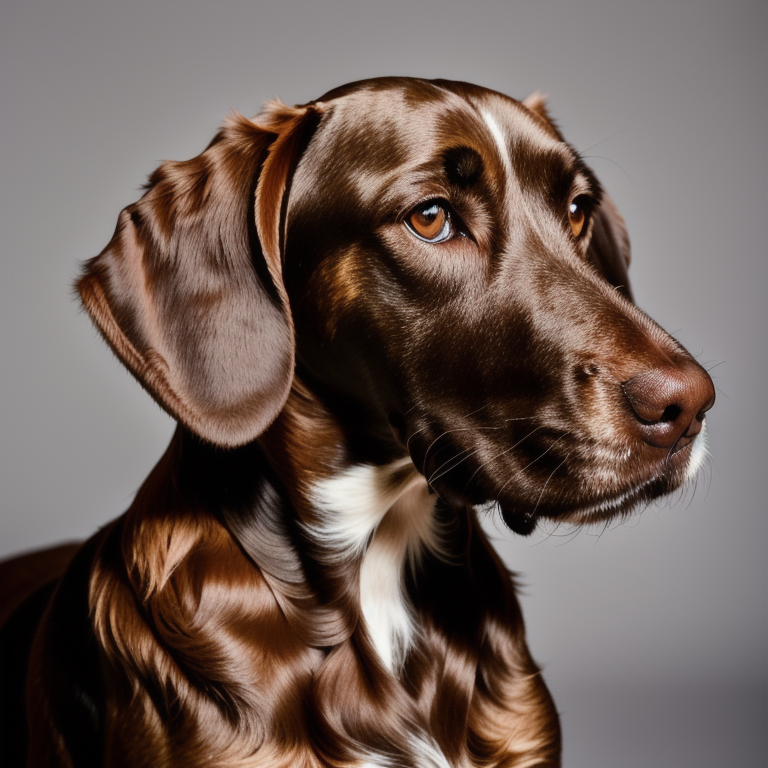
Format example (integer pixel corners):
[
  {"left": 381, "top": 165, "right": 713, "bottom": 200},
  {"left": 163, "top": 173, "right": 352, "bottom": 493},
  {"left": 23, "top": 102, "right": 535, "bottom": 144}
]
[
  {"left": 307, "top": 460, "right": 438, "bottom": 671},
  {"left": 259, "top": 378, "right": 441, "bottom": 673}
]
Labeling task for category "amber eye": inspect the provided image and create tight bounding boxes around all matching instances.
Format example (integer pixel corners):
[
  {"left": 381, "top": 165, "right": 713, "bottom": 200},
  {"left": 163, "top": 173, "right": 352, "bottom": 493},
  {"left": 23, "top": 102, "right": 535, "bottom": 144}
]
[
  {"left": 405, "top": 201, "right": 453, "bottom": 243},
  {"left": 568, "top": 197, "right": 589, "bottom": 238}
]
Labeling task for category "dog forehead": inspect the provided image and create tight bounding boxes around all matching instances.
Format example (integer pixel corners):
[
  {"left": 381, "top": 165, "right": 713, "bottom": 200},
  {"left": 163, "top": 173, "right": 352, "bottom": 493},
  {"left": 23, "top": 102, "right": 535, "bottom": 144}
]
[
  {"left": 294, "top": 78, "right": 570, "bottom": 206},
  {"left": 311, "top": 81, "right": 480, "bottom": 170}
]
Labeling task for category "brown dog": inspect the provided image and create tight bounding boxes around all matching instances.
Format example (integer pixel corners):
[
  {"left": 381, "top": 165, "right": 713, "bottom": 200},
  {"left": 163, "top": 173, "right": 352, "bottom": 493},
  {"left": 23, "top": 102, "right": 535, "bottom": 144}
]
[{"left": 1, "top": 77, "right": 714, "bottom": 767}]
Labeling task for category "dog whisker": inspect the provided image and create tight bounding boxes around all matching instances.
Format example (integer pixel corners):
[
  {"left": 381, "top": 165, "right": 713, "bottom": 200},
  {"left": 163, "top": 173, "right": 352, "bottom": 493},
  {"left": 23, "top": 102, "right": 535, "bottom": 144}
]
[
  {"left": 579, "top": 154, "right": 633, "bottom": 184},
  {"left": 420, "top": 423, "right": 505, "bottom": 476},
  {"left": 552, "top": 525, "right": 583, "bottom": 547},
  {"left": 427, "top": 446, "right": 479, "bottom": 486},
  {"left": 496, "top": 432, "right": 569, "bottom": 500},
  {"left": 464, "top": 425, "right": 544, "bottom": 489},
  {"left": 529, "top": 447, "right": 573, "bottom": 518},
  {"left": 592, "top": 518, "right": 611, "bottom": 545},
  {"left": 578, "top": 126, "right": 628, "bottom": 155}
]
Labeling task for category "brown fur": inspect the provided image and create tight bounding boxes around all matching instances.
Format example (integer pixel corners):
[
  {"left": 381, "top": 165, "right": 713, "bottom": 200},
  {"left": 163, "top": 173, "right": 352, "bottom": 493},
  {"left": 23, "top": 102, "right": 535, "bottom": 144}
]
[{"left": 2, "top": 77, "right": 714, "bottom": 767}]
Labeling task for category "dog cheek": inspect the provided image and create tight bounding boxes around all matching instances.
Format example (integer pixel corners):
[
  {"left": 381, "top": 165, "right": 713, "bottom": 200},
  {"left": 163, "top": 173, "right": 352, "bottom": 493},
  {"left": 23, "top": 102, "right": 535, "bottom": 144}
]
[
  {"left": 296, "top": 247, "right": 368, "bottom": 342},
  {"left": 286, "top": 254, "right": 410, "bottom": 417}
]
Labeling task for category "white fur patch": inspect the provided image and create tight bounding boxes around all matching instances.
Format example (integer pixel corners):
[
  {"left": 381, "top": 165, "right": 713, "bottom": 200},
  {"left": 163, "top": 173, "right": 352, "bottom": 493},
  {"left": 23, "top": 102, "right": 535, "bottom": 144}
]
[
  {"left": 308, "top": 459, "right": 439, "bottom": 673},
  {"left": 482, "top": 107, "right": 557, "bottom": 252},
  {"left": 685, "top": 420, "right": 710, "bottom": 482},
  {"left": 482, "top": 110, "right": 513, "bottom": 175},
  {"left": 360, "top": 732, "right": 452, "bottom": 768}
]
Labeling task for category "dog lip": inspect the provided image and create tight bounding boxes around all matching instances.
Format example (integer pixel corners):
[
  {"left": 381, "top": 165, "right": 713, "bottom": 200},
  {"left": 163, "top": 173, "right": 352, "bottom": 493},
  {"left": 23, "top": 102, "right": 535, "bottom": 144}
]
[
  {"left": 550, "top": 437, "right": 702, "bottom": 523},
  {"left": 561, "top": 483, "right": 653, "bottom": 522},
  {"left": 670, "top": 433, "right": 695, "bottom": 455},
  {"left": 487, "top": 435, "right": 703, "bottom": 528}
]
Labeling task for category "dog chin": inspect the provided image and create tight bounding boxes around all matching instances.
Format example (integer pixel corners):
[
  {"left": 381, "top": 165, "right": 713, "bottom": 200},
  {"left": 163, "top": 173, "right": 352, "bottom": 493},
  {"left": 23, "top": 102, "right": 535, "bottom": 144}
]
[
  {"left": 495, "top": 481, "right": 658, "bottom": 536},
  {"left": 499, "top": 505, "right": 540, "bottom": 536}
]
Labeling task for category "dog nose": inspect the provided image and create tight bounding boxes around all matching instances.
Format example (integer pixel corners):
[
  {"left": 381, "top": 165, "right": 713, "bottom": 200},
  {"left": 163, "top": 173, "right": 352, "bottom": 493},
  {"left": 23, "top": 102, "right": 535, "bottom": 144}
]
[{"left": 622, "top": 363, "right": 715, "bottom": 451}]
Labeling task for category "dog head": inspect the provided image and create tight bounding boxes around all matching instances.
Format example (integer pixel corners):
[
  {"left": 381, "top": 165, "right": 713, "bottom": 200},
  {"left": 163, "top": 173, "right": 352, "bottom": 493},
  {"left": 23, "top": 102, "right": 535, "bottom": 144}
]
[{"left": 78, "top": 77, "right": 714, "bottom": 535}]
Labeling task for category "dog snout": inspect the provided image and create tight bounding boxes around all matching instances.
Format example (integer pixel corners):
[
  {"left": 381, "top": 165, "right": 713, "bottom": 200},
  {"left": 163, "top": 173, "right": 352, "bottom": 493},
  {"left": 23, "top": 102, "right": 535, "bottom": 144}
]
[{"left": 621, "top": 363, "right": 715, "bottom": 452}]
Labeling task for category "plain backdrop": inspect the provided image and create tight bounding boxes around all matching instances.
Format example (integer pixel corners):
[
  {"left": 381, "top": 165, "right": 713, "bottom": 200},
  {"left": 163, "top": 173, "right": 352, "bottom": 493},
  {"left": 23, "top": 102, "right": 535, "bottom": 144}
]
[{"left": 1, "top": 1, "right": 766, "bottom": 766}]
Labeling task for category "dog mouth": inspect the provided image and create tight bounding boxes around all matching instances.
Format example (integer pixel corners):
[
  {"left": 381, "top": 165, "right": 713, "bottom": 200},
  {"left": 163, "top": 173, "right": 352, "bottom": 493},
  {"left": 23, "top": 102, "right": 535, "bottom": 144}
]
[
  {"left": 560, "top": 428, "right": 709, "bottom": 525},
  {"left": 405, "top": 416, "right": 709, "bottom": 537},
  {"left": 507, "top": 434, "right": 707, "bottom": 535}
]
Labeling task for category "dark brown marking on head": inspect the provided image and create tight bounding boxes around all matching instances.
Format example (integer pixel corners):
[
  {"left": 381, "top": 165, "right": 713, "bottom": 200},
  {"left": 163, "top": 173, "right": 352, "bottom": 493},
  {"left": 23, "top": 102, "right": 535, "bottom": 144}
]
[{"left": 443, "top": 146, "right": 484, "bottom": 187}]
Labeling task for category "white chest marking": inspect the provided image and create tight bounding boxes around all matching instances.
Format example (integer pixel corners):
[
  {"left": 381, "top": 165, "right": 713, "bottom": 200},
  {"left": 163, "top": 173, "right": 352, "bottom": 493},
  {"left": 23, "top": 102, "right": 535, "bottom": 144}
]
[
  {"left": 360, "top": 730, "right": 452, "bottom": 767},
  {"left": 309, "top": 458, "right": 439, "bottom": 673}
]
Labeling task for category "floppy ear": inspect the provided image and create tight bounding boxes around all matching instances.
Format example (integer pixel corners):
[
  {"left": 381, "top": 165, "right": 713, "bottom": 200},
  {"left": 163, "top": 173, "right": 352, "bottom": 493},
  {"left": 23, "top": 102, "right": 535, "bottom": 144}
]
[
  {"left": 77, "top": 103, "right": 320, "bottom": 448},
  {"left": 524, "top": 92, "right": 633, "bottom": 301}
]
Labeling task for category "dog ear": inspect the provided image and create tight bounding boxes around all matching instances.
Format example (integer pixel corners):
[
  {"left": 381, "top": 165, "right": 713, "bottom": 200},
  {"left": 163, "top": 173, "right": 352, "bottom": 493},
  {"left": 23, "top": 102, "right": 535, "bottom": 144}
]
[
  {"left": 522, "top": 91, "right": 564, "bottom": 140},
  {"left": 77, "top": 104, "right": 320, "bottom": 448}
]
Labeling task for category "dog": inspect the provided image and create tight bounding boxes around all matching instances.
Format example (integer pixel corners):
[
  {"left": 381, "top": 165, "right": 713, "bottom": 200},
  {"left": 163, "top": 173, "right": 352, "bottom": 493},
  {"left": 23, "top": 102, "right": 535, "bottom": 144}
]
[{"left": 0, "top": 77, "right": 714, "bottom": 767}]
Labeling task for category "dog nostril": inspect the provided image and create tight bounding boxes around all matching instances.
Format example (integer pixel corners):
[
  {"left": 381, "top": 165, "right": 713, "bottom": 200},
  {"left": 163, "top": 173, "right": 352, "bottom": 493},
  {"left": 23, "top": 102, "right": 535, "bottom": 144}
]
[
  {"left": 622, "top": 363, "right": 715, "bottom": 450},
  {"left": 659, "top": 404, "right": 682, "bottom": 423}
]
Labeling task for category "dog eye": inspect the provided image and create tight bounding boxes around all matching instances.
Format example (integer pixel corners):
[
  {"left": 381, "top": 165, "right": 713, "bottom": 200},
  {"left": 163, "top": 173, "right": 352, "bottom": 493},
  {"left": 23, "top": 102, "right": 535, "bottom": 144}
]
[
  {"left": 568, "top": 197, "right": 590, "bottom": 238},
  {"left": 405, "top": 201, "right": 454, "bottom": 243}
]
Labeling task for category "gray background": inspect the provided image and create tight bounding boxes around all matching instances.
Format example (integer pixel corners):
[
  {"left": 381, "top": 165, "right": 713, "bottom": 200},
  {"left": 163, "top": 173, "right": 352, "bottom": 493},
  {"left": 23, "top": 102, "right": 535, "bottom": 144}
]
[{"left": 1, "top": 1, "right": 766, "bottom": 766}]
